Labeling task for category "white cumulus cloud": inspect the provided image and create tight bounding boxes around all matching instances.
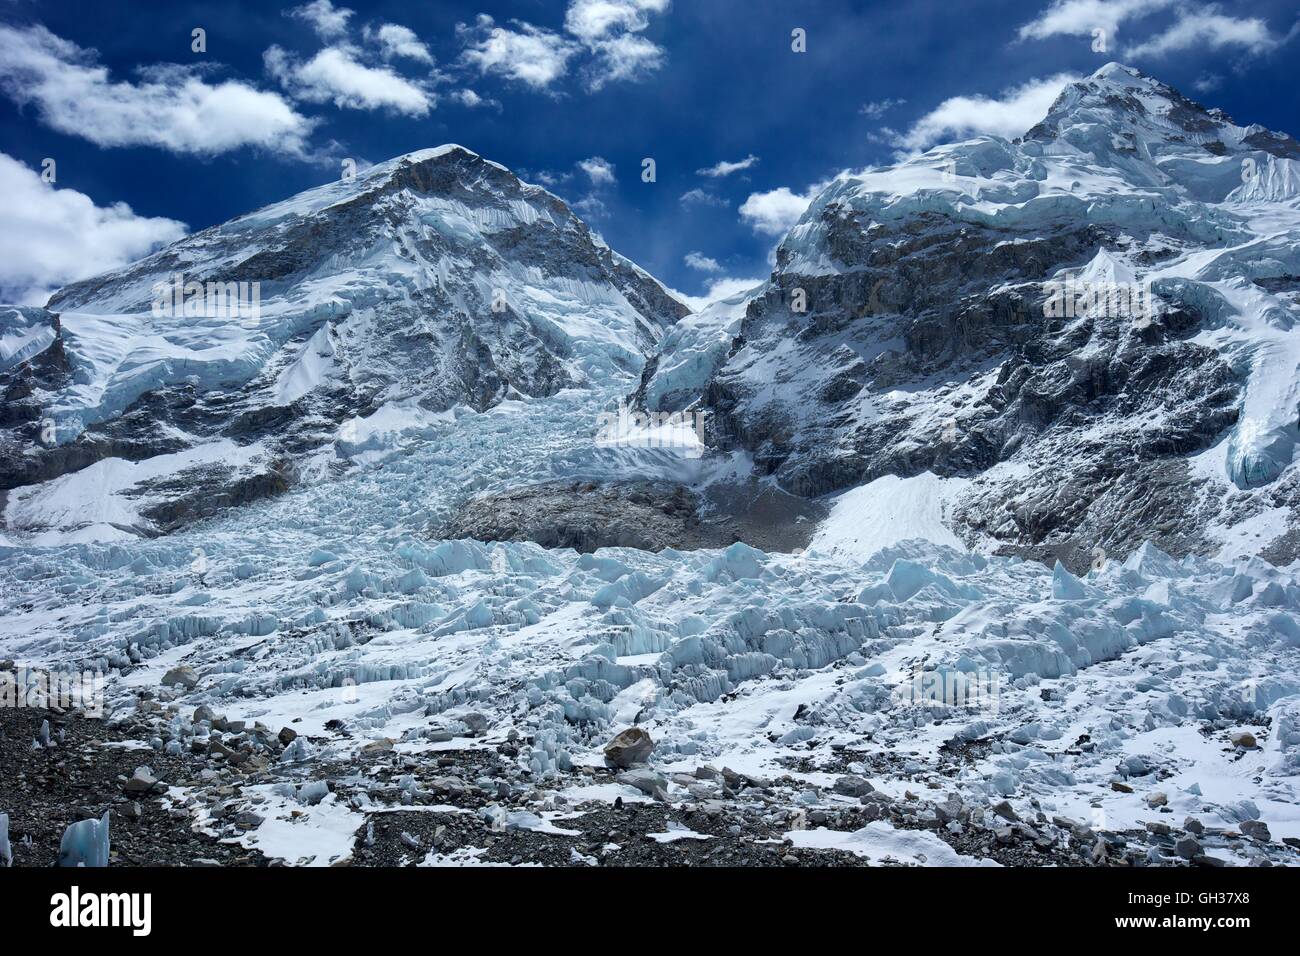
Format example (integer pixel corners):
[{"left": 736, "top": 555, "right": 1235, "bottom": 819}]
[
  {"left": 578, "top": 156, "right": 617, "bottom": 185},
  {"left": 0, "top": 151, "right": 187, "bottom": 305},
  {"left": 265, "top": 43, "right": 433, "bottom": 116},
  {"left": 458, "top": 15, "right": 577, "bottom": 91},
  {"left": 564, "top": 0, "right": 671, "bottom": 42},
  {"left": 738, "top": 183, "right": 826, "bottom": 236},
  {"left": 565, "top": 0, "right": 672, "bottom": 90},
  {"left": 0, "top": 24, "right": 315, "bottom": 157}
]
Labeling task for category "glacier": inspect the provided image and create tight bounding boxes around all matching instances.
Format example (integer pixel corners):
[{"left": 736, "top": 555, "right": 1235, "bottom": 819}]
[{"left": 2, "top": 377, "right": 1299, "bottom": 864}]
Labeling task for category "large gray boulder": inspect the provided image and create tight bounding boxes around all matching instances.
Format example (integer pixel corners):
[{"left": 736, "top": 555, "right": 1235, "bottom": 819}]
[{"left": 604, "top": 727, "right": 654, "bottom": 768}]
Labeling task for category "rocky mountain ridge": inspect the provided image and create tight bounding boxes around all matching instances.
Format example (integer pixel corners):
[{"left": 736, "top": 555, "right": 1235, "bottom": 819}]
[{"left": 638, "top": 63, "right": 1300, "bottom": 566}]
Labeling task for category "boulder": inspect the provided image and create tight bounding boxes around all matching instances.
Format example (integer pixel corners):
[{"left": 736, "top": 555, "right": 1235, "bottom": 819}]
[
  {"left": 124, "top": 765, "right": 158, "bottom": 794},
  {"left": 161, "top": 666, "right": 198, "bottom": 690},
  {"left": 1240, "top": 820, "right": 1271, "bottom": 842},
  {"left": 832, "top": 774, "right": 874, "bottom": 797},
  {"left": 617, "top": 768, "right": 667, "bottom": 796},
  {"left": 992, "top": 800, "right": 1019, "bottom": 822},
  {"left": 603, "top": 727, "right": 654, "bottom": 768}
]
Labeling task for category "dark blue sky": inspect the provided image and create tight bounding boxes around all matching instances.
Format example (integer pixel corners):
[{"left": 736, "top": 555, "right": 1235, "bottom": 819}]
[{"left": 1, "top": 0, "right": 1297, "bottom": 303}]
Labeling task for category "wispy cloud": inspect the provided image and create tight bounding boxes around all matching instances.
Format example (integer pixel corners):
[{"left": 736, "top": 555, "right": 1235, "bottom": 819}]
[
  {"left": 676, "top": 275, "right": 764, "bottom": 311},
  {"left": 290, "top": 0, "right": 355, "bottom": 40},
  {"left": 447, "top": 88, "right": 498, "bottom": 109},
  {"left": 697, "top": 154, "right": 759, "bottom": 178},
  {"left": 458, "top": 2, "right": 671, "bottom": 93},
  {"left": 684, "top": 250, "right": 722, "bottom": 272},
  {"left": 888, "top": 73, "right": 1078, "bottom": 153},
  {"left": 573, "top": 194, "right": 609, "bottom": 219},
  {"left": 564, "top": 0, "right": 670, "bottom": 41},
  {"left": 680, "top": 188, "right": 728, "bottom": 208},
  {"left": 1017, "top": 0, "right": 1176, "bottom": 43},
  {"left": 1017, "top": 0, "right": 1293, "bottom": 58},
  {"left": 859, "top": 98, "right": 905, "bottom": 119},
  {"left": 1126, "top": 7, "right": 1289, "bottom": 57},
  {"left": 364, "top": 23, "right": 433, "bottom": 64}
]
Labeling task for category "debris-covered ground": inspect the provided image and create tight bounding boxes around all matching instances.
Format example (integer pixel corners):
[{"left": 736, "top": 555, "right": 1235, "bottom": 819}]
[{"left": 3, "top": 691, "right": 1296, "bottom": 868}]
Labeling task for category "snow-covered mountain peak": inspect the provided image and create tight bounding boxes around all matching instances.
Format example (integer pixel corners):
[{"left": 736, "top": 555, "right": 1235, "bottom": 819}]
[
  {"left": 644, "top": 65, "right": 1300, "bottom": 566},
  {"left": 1032, "top": 61, "right": 1233, "bottom": 137},
  {"left": 47, "top": 143, "right": 622, "bottom": 315},
  {"left": 222, "top": 144, "right": 568, "bottom": 236},
  {"left": 1024, "top": 62, "right": 1300, "bottom": 196},
  {"left": 2, "top": 146, "right": 687, "bottom": 540}
]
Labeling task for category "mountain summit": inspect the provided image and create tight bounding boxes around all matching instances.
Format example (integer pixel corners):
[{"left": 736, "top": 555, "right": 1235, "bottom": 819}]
[
  {"left": 639, "top": 64, "right": 1300, "bottom": 566},
  {"left": 1025, "top": 63, "right": 1300, "bottom": 200},
  {"left": 1, "top": 145, "right": 686, "bottom": 540}
]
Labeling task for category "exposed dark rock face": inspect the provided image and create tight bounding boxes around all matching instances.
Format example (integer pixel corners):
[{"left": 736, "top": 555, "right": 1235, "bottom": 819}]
[
  {"left": 437, "top": 478, "right": 826, "bottom": 554},
  {"left": 654, "top": 65, "right": 1300, "bottom": 562},
  {"left": 438, "top": 480, "right": 739, "bottom": 553},
  {"left": 699, "top": 216, "right": 1243, "bottom": 561}
]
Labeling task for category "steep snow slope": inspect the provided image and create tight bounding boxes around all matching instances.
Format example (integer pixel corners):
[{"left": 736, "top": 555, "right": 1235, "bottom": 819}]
[
  {"left": 0, "top": 146, "right": 687, "bottom": 542},
  {"left": 649, "top": 64, "right": 1300, "bottom": 566}
]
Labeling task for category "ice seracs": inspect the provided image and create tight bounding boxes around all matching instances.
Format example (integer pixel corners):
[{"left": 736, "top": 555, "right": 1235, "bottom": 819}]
[{"left": 57, "top": 811, "right": 110, "bottom": 867}]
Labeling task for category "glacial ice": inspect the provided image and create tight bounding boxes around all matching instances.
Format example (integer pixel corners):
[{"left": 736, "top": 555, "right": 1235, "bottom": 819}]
[
  {"left": 639, "top": 287, "right": 754, "bottom": 411},
  {"left": 3, "top": 423, "right": 1299, "bottom": 851},
  {"left": 58, "top": 811, "right": 110, "bottom": 867}
]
